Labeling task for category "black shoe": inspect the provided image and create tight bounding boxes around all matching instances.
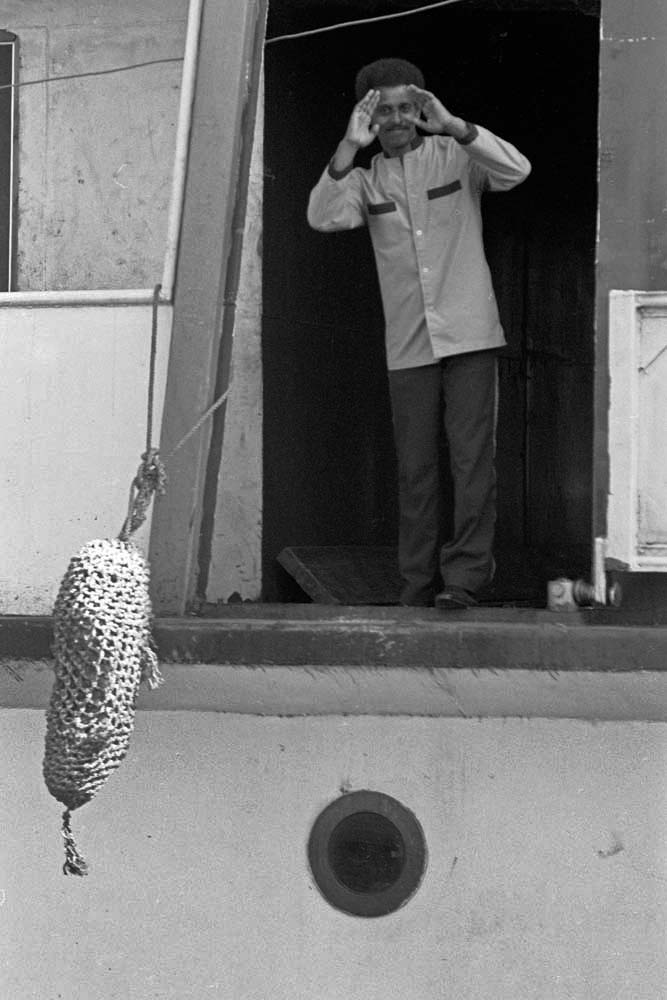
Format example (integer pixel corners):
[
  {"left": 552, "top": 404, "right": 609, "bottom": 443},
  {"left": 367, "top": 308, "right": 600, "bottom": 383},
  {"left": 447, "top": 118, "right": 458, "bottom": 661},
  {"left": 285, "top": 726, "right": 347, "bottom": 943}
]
[{"left": 435, "top": 586, "right": 478, "bottom": 610}]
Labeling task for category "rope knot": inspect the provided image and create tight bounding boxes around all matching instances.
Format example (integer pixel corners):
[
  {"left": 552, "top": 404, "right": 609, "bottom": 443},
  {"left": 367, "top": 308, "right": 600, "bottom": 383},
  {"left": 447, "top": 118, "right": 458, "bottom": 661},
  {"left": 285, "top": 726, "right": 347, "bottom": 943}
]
[
  {"left": 118, "top": 449, "right": 167, "bottom": 542},
  {"left": 137, "top": 448, "right": 167, "bottom": 497}
]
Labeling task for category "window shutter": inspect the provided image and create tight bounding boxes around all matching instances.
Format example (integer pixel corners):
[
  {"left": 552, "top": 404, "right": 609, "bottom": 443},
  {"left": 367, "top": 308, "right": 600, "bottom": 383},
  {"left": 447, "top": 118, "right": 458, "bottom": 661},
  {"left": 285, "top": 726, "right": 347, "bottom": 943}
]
[{"left": 607, "top": 291, "right": 667, "bottom": 572}]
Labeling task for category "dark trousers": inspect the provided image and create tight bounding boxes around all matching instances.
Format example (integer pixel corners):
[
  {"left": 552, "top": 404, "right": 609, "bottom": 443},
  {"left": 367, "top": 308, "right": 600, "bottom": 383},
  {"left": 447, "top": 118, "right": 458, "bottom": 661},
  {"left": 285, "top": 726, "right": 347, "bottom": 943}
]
[{"left": 388, "top": 350, "right": 498, "bottom": 605}]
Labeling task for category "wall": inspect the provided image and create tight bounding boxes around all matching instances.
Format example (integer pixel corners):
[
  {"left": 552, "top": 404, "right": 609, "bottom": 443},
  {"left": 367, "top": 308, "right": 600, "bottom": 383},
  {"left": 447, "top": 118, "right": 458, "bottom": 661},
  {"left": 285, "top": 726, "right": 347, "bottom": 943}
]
[
  {"left": 0, "top": 300, "right": 171, "bottom": 613},
  {"left": 2, "top": 705, "right": 666, "bottom": 999},
  {"left": 1, "top": 0, "right": 186, "bottom": 290},
  {"left": 0, "top": 0, "right": 265, "bottom": 612},
  {"left": 595, "top": 0, "right": 667, "bottom": 537}
]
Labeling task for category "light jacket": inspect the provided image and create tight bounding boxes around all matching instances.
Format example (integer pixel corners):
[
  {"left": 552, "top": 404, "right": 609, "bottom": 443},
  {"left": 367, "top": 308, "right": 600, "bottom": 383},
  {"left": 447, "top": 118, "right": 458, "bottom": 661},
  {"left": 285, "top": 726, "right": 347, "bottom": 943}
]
[{"left": 307, "top": 125, "right": 531, "bottom": 369}]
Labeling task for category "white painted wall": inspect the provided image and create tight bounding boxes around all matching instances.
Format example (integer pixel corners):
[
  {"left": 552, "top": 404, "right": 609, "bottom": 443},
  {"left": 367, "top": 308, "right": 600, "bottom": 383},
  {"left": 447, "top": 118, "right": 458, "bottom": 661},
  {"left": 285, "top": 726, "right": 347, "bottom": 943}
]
[
  {"left": 2, "top": 708, "right": 666, "bottom": 999},
  {"left": 0, "top": 2, "right": 265, "bottom": 611},
  {"left": 0, "top": 300, "right": 171, "bottom": 613},
  {"left": 2, "top": 0, "right": 187, "bottom": 290},
  {"left": 0, "top": 2, "right": 210, "bottom": 611}
]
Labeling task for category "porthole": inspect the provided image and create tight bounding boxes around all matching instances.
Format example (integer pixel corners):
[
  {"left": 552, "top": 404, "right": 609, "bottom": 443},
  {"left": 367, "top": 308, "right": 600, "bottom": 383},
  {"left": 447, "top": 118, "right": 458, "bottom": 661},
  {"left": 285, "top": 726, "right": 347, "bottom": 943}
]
[{"left": 307, "top": 790, "right": 427, "bottom": 917}]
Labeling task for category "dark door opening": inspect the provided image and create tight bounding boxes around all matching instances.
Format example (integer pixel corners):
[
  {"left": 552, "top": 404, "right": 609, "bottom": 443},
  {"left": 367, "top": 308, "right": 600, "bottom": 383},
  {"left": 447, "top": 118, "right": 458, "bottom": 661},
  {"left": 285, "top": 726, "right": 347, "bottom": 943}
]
[{"left": 262, "top": 0, "right": 599, "bottom": 603}]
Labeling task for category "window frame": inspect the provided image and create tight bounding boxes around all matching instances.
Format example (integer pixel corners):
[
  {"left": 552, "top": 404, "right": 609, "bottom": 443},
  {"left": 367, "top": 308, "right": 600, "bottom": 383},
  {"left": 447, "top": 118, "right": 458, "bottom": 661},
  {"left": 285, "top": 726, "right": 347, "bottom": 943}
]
[{"left": 0, "top": 30, "right": 17, "bottom": 291}]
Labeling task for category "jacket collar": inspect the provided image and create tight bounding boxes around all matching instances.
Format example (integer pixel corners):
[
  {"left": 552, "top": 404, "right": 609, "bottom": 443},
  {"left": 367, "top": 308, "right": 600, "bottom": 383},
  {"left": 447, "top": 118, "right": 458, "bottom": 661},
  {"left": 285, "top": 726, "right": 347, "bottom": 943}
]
[{"left": 382, "top": 133, "right": 424, "bottom": 158}]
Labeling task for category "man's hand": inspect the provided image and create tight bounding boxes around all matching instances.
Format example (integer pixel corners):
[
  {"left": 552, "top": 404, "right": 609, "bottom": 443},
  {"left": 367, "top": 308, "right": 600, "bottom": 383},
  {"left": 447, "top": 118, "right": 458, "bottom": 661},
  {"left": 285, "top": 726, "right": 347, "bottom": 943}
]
[
  {"left": 344, "top": 89, "right": 381, "bottom": 148},
  {"left": 331, "top": 90, "right": 381, "bottom": 174},
  {"left": 405, "top": 86, "right": 468, "bottom": 140}
]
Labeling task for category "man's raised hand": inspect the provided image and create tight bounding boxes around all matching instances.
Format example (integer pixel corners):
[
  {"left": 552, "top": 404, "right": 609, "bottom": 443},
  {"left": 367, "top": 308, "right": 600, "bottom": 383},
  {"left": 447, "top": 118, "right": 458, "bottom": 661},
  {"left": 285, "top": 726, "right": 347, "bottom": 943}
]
[
  {"left": 405, "top": 85, "right": 461, "bottom": 136},
  {"left": 344, "top": 89, "right": 381, "bottom": 148}
]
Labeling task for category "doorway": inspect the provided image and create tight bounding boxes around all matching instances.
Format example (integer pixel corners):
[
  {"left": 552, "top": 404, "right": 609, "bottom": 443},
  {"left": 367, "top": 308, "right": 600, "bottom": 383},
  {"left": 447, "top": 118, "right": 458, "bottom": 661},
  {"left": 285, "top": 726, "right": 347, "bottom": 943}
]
[{"left": 262, "top": 0, "right": 599, "bottom": 603}]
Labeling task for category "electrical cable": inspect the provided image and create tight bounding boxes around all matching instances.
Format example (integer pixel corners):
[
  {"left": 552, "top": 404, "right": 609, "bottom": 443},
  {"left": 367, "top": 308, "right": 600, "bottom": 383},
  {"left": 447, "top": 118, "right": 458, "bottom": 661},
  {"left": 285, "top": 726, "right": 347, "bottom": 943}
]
[
  {"left": 265, "top": 0, "right": 469, "bottom": 45},
  {"left": 0, "top": 56, "right": 183, "bottom": 92},
  {"left": 0, "top": 1, "right": 470, "bottom": 90}
]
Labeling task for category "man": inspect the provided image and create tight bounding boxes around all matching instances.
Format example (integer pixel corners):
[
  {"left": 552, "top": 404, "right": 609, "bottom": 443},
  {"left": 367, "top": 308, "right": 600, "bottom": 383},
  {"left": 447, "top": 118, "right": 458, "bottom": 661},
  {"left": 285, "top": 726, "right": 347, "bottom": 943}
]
[{"left": 307, "top": 58, "right": 531, "bottom": 608}]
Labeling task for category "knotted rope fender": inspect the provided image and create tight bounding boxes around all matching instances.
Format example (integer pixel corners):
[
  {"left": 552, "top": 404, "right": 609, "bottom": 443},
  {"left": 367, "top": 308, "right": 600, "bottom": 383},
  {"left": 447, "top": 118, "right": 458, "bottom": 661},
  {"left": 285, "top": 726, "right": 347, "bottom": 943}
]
[
  {"left": 43, "top": 460, "right": 166, "bottom": 875},
  {"left": 43, "top": 286, "right": 167, "bottom": 876}
]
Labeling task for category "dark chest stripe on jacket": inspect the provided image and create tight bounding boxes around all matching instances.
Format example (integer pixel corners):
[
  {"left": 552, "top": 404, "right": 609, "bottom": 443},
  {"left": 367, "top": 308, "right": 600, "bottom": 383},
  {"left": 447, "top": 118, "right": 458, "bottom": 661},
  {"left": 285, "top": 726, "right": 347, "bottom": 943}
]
[
  {"left": 367, "top": 201, "right": 397, "bottom": 215},
  {"left": 427, "top": 179, "right": 462, "bottom": 200},
  {"left": 367, "top": 178, "right": 462, "bottom": 217}
]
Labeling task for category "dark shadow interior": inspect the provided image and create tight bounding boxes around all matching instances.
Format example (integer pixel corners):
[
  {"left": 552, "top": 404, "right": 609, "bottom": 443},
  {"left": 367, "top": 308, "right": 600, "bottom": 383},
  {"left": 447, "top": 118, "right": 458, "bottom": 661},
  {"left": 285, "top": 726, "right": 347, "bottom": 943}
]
[{"left": 262, "top": 0, "right": 599, "bottom": 603}]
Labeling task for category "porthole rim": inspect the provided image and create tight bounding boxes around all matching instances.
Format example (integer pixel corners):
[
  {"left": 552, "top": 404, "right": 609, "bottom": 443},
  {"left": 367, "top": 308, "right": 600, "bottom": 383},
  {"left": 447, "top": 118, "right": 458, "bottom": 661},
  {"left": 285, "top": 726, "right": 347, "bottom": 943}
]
[{"left": 307, "top": 789, "right": 428, "bottom": 918}]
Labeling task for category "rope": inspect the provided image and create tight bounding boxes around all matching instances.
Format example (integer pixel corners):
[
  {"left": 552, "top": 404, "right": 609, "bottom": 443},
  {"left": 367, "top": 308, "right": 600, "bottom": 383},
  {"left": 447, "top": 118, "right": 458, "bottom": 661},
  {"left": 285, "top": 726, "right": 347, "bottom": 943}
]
[
  {"left": 118, "top": 447, "right": 167, "bottom": 542},
  {"left": 0, "top": 2, "right": 471, "bottom": 94},
  {"left": 61, "top": 809, "right": 89, "bottom": 876},
  {"left": 118, "top": 284, "right": 167, "bottom": 542},
  {"left": 164, "top": 386, "right": 231, "bottom": 460},
  {"left": 145, "top": 284, "right": 161, "bottom": 454},
  {"left": 265, "top": 0, "right": 469, "bottom": 45},
  {"left": 117, "top": 283, "right": 231, "bottom": 542},
  {"left": 0, "top": 57, "right": 184, "bottom": 92}
]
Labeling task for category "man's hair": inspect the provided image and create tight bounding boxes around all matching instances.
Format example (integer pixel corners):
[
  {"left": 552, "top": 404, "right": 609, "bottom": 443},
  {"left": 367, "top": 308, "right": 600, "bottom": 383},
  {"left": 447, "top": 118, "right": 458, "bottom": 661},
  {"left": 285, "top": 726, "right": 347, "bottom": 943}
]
[{"left": 354, "top": 58, "right": 425, "bottom": 102}]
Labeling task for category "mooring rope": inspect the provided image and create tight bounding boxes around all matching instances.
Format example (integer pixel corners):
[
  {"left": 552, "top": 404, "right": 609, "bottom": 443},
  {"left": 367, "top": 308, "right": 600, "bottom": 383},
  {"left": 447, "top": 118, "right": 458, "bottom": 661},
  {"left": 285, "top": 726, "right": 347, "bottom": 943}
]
[
  {"left": 145, "top": 283, "right": 161, "bottom": 455},
  {"left": 117, "top": 283, "right": 232, "bottom": 541},
  {"left": 117, "top": 284, "right": 167, "bottom": 541}
]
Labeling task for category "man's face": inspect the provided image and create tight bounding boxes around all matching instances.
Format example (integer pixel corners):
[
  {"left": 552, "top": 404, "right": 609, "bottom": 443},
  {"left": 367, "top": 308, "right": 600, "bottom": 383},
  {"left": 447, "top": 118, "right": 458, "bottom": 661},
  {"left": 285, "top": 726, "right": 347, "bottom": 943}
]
[{"left": 372, "top": 85, "right": 419, "bottom": 154}]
